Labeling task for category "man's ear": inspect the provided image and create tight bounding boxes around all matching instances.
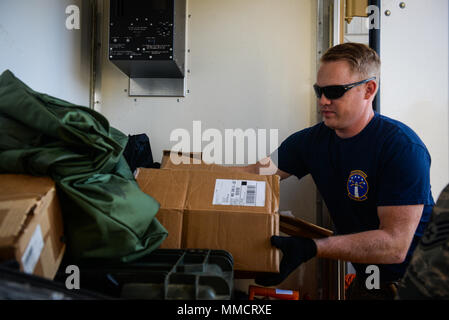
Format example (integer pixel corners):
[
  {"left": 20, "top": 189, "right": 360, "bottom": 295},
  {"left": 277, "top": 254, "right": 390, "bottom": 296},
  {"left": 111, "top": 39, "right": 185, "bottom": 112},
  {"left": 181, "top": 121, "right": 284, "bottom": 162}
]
[{"left": 365, "top": 80, "right": 378, "bottom": 100}]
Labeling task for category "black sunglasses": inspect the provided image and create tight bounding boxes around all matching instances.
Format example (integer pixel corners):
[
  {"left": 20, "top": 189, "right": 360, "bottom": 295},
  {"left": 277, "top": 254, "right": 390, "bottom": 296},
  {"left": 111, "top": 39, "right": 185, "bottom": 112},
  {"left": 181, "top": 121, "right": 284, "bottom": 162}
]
[{"left": 313, "top": 77, "right": 376, "bottom": 100}]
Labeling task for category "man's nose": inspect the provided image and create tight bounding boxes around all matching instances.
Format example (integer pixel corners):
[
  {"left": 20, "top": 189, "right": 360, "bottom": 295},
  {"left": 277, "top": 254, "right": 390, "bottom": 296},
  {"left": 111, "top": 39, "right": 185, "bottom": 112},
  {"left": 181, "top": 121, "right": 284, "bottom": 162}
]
[{"left": 319, "top": 94, "right": 331, "bottom": 106}]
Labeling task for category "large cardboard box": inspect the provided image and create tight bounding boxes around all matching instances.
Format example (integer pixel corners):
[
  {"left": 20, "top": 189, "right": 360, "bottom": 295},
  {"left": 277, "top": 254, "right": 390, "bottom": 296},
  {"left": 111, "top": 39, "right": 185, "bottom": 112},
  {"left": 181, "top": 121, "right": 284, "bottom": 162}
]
[
  {"left": 136, "top": 168, "right": 280, "bottom": 274},
  {"left": 0, "top": 174, "right": 66, "bottom": 279}
]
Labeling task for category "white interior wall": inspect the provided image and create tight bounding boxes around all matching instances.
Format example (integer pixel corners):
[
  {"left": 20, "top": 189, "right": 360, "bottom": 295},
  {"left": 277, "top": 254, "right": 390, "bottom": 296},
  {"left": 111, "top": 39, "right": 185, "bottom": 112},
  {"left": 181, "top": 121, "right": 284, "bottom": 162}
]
[
  {"left": 380, "top": 0, "right": 449, "bottom": 201},
  {"left": 100, "top": 0, "right": 318, "bottom": 295},
  {"left": 0, "top": 0, "right": 91, "bottom": 106}
]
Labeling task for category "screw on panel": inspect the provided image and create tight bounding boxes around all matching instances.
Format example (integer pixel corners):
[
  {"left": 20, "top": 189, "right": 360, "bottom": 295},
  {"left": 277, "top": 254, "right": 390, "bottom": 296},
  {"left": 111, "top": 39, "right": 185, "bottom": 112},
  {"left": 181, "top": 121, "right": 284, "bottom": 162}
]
[
  {"left": 385, "top": 10, "right": 391, "bottom": 16},
  {"left": 399, "top": 2, "right": 406, "bottom": 9}
]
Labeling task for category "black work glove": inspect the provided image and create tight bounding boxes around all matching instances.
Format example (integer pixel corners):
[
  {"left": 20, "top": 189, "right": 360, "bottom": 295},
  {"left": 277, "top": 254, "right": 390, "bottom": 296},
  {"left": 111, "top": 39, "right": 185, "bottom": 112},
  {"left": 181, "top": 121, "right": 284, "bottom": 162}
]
[{"left": 255, "top": 236, "right": 317, "bottom": 287}]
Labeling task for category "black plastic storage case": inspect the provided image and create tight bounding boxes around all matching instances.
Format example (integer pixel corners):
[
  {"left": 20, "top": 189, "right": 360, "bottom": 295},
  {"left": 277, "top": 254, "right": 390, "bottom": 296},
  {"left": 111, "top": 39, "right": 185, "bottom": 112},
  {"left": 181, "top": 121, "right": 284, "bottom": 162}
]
[{"left": 55, "top": 249, "right": 234, "bottom": 300}]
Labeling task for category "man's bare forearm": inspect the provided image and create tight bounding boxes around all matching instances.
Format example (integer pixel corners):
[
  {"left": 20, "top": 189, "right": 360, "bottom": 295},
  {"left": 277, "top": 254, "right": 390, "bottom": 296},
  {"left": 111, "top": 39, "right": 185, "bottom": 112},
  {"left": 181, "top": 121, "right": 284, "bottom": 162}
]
[{"left": 314, "top": 230, "right": 407, "bottom": 264}]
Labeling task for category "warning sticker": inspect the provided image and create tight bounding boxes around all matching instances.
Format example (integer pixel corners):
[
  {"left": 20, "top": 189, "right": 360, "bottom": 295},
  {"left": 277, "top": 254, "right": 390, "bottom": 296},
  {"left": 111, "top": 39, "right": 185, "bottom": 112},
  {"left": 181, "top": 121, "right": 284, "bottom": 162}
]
[{"left": 212, "top": 179, "right": 266, "bottom": 207}]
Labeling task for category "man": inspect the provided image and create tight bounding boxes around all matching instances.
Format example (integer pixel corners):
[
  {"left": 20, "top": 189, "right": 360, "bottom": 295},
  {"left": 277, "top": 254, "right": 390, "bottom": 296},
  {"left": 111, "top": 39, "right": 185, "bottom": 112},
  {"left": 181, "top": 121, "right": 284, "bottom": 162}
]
[{"left": 243, "top": 43, "right": 434, "bottom": 300}]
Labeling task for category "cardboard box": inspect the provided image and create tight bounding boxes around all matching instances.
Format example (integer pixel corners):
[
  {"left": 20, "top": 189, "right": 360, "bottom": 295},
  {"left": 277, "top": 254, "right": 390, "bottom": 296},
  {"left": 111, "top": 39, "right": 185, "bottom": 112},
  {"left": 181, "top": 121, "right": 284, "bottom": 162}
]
[
  {"left": 136, "top": 168, "right": 280, "bottom": 273},
  {"left": 0, "top": 174, "right": 66, "bottom": 279}
]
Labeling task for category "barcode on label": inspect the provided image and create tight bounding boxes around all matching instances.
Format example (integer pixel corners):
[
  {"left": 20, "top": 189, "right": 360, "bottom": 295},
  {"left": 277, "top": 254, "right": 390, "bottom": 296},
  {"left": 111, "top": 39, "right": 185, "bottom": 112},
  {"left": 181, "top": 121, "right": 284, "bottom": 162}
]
[
  {"left": 213, "top": 179, "right": 266, "bottom": 207},
  {"left": 245, "top": 185, "right": 256, "bottom": 204}
]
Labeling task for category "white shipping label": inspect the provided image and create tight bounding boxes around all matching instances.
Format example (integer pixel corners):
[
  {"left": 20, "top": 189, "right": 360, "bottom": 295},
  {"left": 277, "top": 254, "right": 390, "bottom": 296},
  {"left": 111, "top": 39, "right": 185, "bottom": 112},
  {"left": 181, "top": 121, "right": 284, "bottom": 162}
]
[
  {"left": 212, "top": 179, "right": 266, "bottom": 207},
  {"left": 21, "top": 225, "right": 44, "bottom": 274}
]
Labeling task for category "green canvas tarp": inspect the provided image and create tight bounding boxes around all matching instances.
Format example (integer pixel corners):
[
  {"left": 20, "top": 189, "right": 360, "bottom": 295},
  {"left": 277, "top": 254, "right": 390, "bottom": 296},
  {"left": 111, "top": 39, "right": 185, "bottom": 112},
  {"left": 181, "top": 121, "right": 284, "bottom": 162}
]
[{"left": 0, "top": 70, "right": 167, "bottom": 263}]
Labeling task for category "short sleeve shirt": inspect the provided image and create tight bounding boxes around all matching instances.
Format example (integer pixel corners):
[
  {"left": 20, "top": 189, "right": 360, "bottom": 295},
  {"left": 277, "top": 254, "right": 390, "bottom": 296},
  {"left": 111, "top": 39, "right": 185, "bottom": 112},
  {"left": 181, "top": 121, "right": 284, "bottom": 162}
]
[{"left": 277, "top": 112, "right": 434, "bottom": 281}]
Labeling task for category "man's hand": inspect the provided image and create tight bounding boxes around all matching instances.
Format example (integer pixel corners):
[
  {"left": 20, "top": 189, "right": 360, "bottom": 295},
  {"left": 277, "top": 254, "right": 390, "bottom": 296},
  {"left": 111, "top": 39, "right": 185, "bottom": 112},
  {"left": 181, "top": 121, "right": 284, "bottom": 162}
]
[
  {"left": 257, "top": 157, "right": 278, "bottom": 175},
  {"left": 255, "top": 235, "right": 317, "bottom": 286}
]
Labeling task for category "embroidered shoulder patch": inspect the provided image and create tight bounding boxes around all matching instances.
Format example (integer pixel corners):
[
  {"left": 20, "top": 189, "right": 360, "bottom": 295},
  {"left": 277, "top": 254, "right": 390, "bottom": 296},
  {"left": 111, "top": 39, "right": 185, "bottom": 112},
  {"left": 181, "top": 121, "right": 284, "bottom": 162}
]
[{"left": 347, "top": 170, "right": 369, "bottom": 201}]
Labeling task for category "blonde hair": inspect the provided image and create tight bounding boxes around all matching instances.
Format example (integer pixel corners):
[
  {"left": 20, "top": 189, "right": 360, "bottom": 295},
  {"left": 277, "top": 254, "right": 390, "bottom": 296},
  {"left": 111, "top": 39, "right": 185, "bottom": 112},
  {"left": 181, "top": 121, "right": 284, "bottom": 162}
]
[{"left": 321, "top": 42, "right": 380, "bottom": 82}]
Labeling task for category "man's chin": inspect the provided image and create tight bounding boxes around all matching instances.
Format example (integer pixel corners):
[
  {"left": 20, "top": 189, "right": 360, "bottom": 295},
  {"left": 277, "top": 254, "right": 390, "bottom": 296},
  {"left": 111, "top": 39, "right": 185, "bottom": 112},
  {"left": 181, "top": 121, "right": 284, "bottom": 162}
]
[{"left": 323, "top": 118, "right": 337, "bottom": 129}]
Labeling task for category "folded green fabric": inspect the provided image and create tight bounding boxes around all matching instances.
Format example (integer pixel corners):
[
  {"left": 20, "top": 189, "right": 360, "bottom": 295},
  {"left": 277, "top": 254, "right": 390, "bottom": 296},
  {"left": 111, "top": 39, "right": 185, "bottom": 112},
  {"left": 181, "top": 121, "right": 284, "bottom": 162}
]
[{"left": 0, "top": 70, "right": 167, "bottom": 263}]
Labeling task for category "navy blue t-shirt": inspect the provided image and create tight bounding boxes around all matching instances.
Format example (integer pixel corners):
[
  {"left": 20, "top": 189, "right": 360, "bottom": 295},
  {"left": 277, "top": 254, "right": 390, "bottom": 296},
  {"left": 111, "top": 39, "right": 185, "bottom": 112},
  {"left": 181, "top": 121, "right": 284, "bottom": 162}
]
[{"left": 277, "top": 112, "right": 434, "bottom": 281}]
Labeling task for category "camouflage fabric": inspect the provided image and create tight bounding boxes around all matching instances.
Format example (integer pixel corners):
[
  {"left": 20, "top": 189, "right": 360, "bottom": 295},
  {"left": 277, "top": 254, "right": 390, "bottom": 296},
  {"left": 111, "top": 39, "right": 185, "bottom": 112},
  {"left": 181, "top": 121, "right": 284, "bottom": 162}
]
[{"left": 397, "top": 184, "right": 449, "bottom": 299}]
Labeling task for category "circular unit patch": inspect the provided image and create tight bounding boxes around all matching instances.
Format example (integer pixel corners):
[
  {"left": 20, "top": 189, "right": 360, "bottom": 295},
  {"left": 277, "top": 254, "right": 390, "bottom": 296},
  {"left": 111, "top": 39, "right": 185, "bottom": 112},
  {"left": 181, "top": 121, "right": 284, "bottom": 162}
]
[{"left": 347, "top": 170, "right": 369, "bottom": 201}]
